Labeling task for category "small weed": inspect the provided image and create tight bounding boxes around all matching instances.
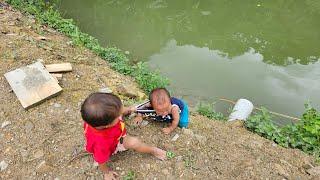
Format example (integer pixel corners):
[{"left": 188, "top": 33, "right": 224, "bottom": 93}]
[
  {"left": 123, "top": 170, "right": 135, "bottom": 180},
  {"left": 197, "top": 102, "right": 226, "bottom": 121},
  {"left": 166, "top": 151, "right": 175, "bottom": 159}
]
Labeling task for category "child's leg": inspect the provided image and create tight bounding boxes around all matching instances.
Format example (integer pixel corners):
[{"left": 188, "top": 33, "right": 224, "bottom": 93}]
[
  {"left": 178, "top": 101, "right": 189, "bottom": 128},
  {"left": 122, "top": 135, "right": 166, "bottom": 160}
]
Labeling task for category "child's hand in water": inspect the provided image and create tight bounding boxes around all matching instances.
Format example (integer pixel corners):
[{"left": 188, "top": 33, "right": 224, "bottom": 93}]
[{"left": 162, "top": 127, "right": 173, "bottom": 134}]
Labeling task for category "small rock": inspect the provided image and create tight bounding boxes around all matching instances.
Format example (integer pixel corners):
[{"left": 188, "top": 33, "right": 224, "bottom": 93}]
[
  {"left": 194, "top": 134, "right": 207, "bottom": 144},
  {"left": 140, "top": 120, "right": 149, "bottom": 127},
  {"left": 171, "top": 134, "right": 179, "bottom": 141},
  {"left": 307, "top": 166, "right": 320, "bottom": 176},
  {"left": 24, "top": 121, "right": 34, "bottom": 132},
  {"left": 20, "top": 149, "right": 29, "bottom": 162},
  {"left": 145, "top": 164, "right": 151, "bottom": 170},
  {"left": 0, "top": 160, "right": 8, "bottom": 171},
  {"left": 53, "top": 103, "right": 61, "bottom": 108},
  {"left": 125, "top": 51, "right": 130, "bottom": 55},
  {"left": 36, "top": 59, "right": 44, "bottom": 63},
  {"left": 274, "top": 163, "right": 289, "bottom": 178},
  {"left": 272, "top": 143, "right": 277, "bottom": 147},
  {"left": 36, "top": 36, "right": 50, "bottom": 41},
  {"left": 116, "top": 84, "right": 139, "bottom": 98},
  {"left": 136, "top": 91, "right": 146, "bottom": 100},
  {"left": 36, "top": 161, "right": 52, "bottom": 173},
  {"left": 182, "top": 128, "right": 194, "bottom": 136},
  {"left": 1, "top": 121, "right": 11, "bottom": 128},
  {"left": 176, "top": 156, "right": 183, "bottom": 162},
  {"left": 99, "top": 87, "right": 112, "bottom": 93},
  {"left": 33, "top": 149, "right": 44, "bottom": 159},
  {"left": 64, "top": 109, "right": 69, "bottom": 113},
  {"left": 162, "top": 168, "right": 169, "bottom": 175},
  {"left": 228, "top": 120, "right": 244, "bottom": 128},
  {"left": 92, "top": 162, "right": 99, "bottom": 167},
  {"left": 116, "top": 167, "right": 120, "bottom": 170}
]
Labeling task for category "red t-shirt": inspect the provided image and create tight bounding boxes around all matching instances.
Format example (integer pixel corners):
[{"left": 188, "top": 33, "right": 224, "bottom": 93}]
[{"left": 84, "top": 119, "right": 126, "bottom": 164}]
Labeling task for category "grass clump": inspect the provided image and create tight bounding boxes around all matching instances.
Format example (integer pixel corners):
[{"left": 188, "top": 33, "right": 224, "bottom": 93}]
[{"left": 197, "top": 102, "right": 226, "bottom": 121}]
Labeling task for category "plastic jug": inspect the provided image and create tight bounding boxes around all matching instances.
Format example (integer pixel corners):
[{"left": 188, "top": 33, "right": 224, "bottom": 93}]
[{"left": 228, "top": 99, "right": 254, "bottom": 121}]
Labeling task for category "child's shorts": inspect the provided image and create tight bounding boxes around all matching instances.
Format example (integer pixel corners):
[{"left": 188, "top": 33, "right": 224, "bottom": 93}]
[
  {"left": 178, "top": 101, "right": 189, "bottom": 128},
  {"left": 112, "top": 135, "right": 127, "bottom": 155}
]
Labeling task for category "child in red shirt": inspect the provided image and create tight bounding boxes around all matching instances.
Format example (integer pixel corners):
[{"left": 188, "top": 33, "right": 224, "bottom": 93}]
[{"left": 81, "top": 93, "right": 166, "bottom": 180}]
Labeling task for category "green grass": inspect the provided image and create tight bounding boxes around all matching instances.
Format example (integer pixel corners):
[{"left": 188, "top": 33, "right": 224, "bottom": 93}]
[{"left": 196, "top": 102, "right": 226, "bottom": 121}]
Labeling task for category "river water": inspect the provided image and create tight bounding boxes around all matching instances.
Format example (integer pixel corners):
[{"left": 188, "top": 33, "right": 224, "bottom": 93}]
[{"left": 59, "top": 0, "right": 320, "bottom": 123}]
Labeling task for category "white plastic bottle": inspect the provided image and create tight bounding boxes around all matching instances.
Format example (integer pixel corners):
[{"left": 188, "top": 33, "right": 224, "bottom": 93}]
[{"left": 228, "top": 99, "right": 254, "bottom": 121}]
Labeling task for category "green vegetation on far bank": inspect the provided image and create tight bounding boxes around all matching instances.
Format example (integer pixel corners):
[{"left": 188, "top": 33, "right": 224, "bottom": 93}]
[{"left": 6, "top": 0, "right": 168, "bottom": 93}]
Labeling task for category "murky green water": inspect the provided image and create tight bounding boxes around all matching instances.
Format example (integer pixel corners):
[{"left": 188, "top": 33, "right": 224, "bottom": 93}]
[{"left": 59, "top": 0, "right": 320, "bottom": 122}]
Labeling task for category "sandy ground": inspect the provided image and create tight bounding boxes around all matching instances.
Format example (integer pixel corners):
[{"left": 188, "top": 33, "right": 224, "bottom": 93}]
[{"left": 0, "top": 3, "right": 318, "bottom": 180}]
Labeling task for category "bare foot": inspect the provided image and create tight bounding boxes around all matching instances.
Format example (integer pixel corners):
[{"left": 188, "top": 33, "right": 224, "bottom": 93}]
[{"left": 152, "top": 147, "right": 166, "bottom": 160}]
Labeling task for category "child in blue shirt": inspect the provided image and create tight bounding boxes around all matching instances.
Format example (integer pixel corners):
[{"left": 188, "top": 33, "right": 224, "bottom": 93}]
[{"left": 134, "top": 88, "right": 189, "bottom": 134}]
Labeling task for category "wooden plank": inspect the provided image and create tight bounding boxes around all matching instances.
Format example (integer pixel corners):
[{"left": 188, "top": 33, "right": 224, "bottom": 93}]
[
  {"left": 51, "top": 73, "right": 63, "bottom": 80},
  {"left": 4, "top": 62, "right": 62, "bottom": 109},
  {"left": 45, "top": 63, "right": 72, "bottom": 73}
]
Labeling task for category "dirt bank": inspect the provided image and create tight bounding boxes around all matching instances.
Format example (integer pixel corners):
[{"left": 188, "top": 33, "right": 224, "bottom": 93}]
[{"left": 0, "top": 3, "right": 318, "bottom": 180}]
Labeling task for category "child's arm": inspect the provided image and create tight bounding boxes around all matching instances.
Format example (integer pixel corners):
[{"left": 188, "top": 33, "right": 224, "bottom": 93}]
[
  {"left": 122, "top": 106, "right": 137, "bottom": 116},
  {"left": 133, "top": 113, "right": 143, "bottom": 125},
  {"left": 99, "top": 163, "right": 118, "bottom": 180},
  {"left": 162, "top": 106, "right": 180, "bottom": 134}
]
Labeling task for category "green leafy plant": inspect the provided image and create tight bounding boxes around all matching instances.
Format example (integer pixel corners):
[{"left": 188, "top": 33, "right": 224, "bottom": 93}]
[
  {"left": 245, "top": 104, "right": 320, "bottom": 159},
  {"left": 166, "top": 151, "right": 175, "bottom": 159},
  {"left": 123, "top": 170, "right": 135, "bottom": 180},
  {"left": 197, "top": 102, "right": 226, "bottom": 121}
]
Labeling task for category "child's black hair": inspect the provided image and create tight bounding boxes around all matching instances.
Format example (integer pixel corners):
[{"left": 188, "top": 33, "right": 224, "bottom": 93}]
[
  {"left": 81, "top": 93, "right": 122, "bottom": 127},
  {"left": 149, "top": 88, "right": 171, "bottom": 106}
]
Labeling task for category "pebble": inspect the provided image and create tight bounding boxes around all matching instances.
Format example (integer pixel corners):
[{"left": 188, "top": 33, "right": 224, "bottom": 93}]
[
  {"left": 99, "top": 87, "right": 112, "bottom": 93},
  {"left": 162, "top": 168, "right": 169, "bottom": 175},
  {"left": 171, "top": 134, "right": 179, "bottom": 141},
  {"left": 33, "top": 149, "right": 44, "bottom": 159},
  {"left": 182, "top": 128, "right": 194, "bottom": 136},
  {"left": 1, "top": 121, "right": 11, "bottom": 128},
  {"left": 24, "top": 121, "right": 34, "bottom": 132},
  {"left": 92, "top": 162, "right": 99, "bottom": 167},
  {"left": 307, "top": 166, "right": 320, "bottom": 176},
  {"left": 140, "top": 120, "right": 149, "bottom": 127},
  {"left": 53, "top": 103, "right": 61, "bottom": 108},
  {"left": 0, "top": 160, "right": 8, "bottom": 171}
]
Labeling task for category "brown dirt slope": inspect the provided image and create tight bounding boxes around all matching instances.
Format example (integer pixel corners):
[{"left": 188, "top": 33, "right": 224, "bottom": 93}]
[{"left": 0, "top": 4, "right": 317, "bottom": 180}]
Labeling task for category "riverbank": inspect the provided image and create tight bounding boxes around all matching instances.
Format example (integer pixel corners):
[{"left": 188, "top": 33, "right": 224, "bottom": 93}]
[{"left": 0, "top": 1, "right": 319, "bottom": 179}]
